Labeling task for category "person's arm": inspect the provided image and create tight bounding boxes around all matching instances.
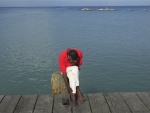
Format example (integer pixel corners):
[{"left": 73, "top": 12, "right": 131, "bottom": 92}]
[
  {"left": 58, "top": 53, "right": 72, "bottom": 94},
  {"left": 62, "top": 72, "right": 72, "bottom": 94}
]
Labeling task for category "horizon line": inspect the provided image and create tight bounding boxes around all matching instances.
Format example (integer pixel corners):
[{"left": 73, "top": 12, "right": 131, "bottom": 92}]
[{"left": 0, "top": 5, "right": 150, "bottom": 8}]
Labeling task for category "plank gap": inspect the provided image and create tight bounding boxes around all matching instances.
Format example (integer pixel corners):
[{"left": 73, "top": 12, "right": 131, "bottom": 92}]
[
  {"left": 119, "top": 93, "right": 133, "bottom": 113},
  {"left": 136, "top": 93, "right": 150, "bottom": 112},
  {"left": 86, "top": 95, "right": 93, "bottom": 113},
  {"left": 103, "top": 93, "right": 112, "bottom": 113},
  {"left": 32, "top": 95, "right": 39, "bottom": 113},
  {"left": 52, "top": 96, "right": 55, "bottom": 113},
  {"left": 13, "top": 95, "right": 22, "bottom": 113},
  {"left": 0, "top": 95, "right": 5, "bottom": 103}
]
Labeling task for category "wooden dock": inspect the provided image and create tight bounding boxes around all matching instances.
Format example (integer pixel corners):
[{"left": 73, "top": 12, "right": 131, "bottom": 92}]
[{"left": 0, "top": 92, "right": 150, "bottom": 113}]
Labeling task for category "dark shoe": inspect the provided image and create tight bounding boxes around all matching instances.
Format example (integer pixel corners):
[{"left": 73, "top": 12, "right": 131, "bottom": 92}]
[{"left": 62, "top": 98, "right": 69, "bottom": 106}]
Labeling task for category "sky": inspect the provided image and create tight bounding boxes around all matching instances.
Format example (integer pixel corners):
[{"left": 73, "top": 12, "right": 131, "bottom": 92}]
[{"left": 0, "top": 0, "right": 150, "bottom": 7}]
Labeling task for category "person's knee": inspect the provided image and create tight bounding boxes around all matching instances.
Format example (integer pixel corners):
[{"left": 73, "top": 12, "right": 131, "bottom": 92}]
[{"left": 72, "top": 89, "right": 76, "bottom": 94}]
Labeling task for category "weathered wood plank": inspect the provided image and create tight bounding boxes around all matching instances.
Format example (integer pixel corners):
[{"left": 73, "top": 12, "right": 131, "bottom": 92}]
[
  {"left": 121, "top": 92, "right": 150, "bottom": 113},
  {"left": 88, "top": 93, "right": 111, "bottom": 113},
  {"left": 14, "top": 95, "right": 37, "bottom": 113},
  {"left": 73, "top": 94, "right": 91, "bottom": 113},
  {"left": 104, "top": 93, "right": 131, "bottom": 113},
  {"left": 0, "top": 95, "right": 21, "bottom": 113},
  {"left": 0, "top": 95, "right": 4, "bottom": 103},
  {"left": 137, "top": 92, "right": 150, "bottom": 111},
  {"left": 0, "top": 92, "right": 150, "bottom": 113},
  {"left": 33, "top": 95, "right": 53, "bottom": 113},
  {"left": 53, "top": 94, "right": 71, "bottom": 113}
]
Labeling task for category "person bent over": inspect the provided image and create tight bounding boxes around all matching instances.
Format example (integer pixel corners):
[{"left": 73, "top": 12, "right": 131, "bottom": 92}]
[{"left": 58, "top": 48, "right": 86, "bottom": 108}]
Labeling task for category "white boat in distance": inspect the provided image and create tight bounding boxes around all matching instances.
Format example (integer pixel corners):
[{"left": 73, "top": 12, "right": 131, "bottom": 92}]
[
  {"left": 97, "top": 7, "right": 116, "bottom": 11},
  {"left": 127, "top": 9, "right": 134, "bottom": 11},
  {"left": 81, "top": 8, "right": 93, "bottom": 11},
  {"left": 143, "top": 9, "right": 148, "bottom": 11}
]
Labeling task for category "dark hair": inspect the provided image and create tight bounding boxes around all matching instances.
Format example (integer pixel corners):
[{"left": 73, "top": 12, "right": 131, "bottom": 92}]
[{"left": 68, "top": 50, "right": 78, "bottom": 60}]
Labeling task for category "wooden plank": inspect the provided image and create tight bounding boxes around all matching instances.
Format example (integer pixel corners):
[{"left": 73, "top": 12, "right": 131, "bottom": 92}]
[
  {"left": 33, "top": 95, "right": 53, "bottom": 113},
  {"left": 0, "top": 95, "right": 4, "bottom": 103},
  {"left": 88, "top": 93, "right": 111, "bottom": 113},
  {"left": 0, "top": 95, "right": 21, "bottom": 113},
  {"left": 121, "top": 92, "right": 150, "bottom": 113},
  {"left": 104, "top": 93, "right": 131, "bottom": 113},
  {"left": 0, "top": 92, "right": 150, "bottom": 113},
  {"left": 73, "top": 94, "right": 91, "bottom": 113},
  {"left": 137, "top": 92, "right": 150, "bottom": 111},
  {"left": 53, "top": 94, "right": 71, "bottom": 113},
  {"left": 14, "top": 95, "right": 37, "bottom": 113}
]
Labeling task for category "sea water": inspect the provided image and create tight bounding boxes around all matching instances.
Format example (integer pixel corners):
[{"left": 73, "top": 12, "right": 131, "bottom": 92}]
[{"left": 0, "top": 6, "right": 150, "bottom": 94}]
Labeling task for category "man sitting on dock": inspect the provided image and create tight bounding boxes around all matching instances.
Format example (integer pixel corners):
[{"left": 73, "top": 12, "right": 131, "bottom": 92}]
[{"left": 58, "top": 48, "right": 86, "bottom": 108}]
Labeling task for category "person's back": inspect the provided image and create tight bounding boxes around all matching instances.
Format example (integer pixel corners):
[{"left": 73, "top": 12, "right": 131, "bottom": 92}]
[{"left": 59, "top": 48, "right": 82, "bottom": 72}]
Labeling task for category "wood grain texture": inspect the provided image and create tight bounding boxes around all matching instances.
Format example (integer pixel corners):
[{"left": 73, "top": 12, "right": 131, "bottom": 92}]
[{"left": 0, "top": 92, "right": 150, "bottom": 113}]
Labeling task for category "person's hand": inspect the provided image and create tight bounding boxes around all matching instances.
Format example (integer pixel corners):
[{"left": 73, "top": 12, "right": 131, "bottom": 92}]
[{"left": 67, "top": 87, "right": 72, "bottom": 94}]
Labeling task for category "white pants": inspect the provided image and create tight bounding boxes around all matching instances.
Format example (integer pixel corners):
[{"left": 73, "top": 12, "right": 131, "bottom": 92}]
[{"left": 66, "top": 66, "right": 79, "bottom": 94}]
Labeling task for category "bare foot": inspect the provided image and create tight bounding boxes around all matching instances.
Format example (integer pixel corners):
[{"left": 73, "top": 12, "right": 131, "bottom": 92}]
[
  {"left": 71, "top": 104, "right": 78, "bottom": 109},
  {"left": 78, "top": 94, "right": 86, "bottom": 102}
]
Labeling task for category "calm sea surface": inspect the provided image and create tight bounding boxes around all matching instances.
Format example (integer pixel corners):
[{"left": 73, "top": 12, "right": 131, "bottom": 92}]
[{"left": 0, "top": 6, "right": 150, "bottom": 94}]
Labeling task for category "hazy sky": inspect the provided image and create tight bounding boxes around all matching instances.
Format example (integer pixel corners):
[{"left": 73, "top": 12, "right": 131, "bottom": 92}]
[{"left": 0, "top": 0, "right": 150, "bottom": 7}]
